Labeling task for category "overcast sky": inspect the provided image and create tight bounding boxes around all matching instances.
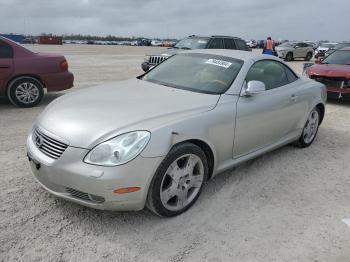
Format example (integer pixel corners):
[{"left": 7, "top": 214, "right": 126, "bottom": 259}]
[{"left": 0, "top": 0, "right": 349, "bottom": 41}]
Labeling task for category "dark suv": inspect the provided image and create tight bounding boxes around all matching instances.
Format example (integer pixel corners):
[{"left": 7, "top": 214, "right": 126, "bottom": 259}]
[{"left": 141, "top": 35, "right": 250, "bottom": 71}]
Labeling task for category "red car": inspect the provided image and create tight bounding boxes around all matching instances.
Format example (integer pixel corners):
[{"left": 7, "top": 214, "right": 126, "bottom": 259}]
[
  {"left": 307, "top": 47, "right": 350, "bottom": 99},
  {"left": 0, "top": 36, "right": 73, "bottom": 107}
]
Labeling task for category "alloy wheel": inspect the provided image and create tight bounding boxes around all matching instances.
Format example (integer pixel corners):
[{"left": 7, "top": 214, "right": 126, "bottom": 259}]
[
  {"left": 303, "top": 109, "right": 319, "bottom": 144},
  {"left": 160, "top": 154, "right": 204, "bottom": 211},
  {"left": 15, "top": 82, "right": 40, "bottom": 104}
]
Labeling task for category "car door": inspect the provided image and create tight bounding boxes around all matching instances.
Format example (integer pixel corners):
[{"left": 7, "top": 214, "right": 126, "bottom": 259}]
[
  {"left": 294, "top": 42, "right": 305, "bottom": 58},
  {"left": 233, "top": 60, "right": 305, "bottom": 158},
  {"left": 299, "top": 43, "right": 309, "bottom": 57},
  {"left": 0, "top": 40, "right": 14, "bottom": 93}
]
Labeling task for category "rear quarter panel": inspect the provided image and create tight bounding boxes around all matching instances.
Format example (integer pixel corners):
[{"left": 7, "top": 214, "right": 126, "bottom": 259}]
[{"left": 297, "top": 77, "right": 326, "bottom": 127}]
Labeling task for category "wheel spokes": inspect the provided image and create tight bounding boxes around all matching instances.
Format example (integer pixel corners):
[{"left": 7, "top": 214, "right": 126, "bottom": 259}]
[
  {"left": 160, "top": 153, "right": 205, "bottom": 211},
  {"left": 15, "top": 82, "right": 40, "bottom": 104},
  {"left": 303, "top": 109, "right": 319, "bottom": 143}
]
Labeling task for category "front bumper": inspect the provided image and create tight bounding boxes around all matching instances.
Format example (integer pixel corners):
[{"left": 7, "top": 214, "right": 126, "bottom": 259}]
[
  {"left": 315, "top": 53, "right": 325, "bottom": 59},
  {"left": 277, "top": 51, "right": 286, "bottom": 59},
  {"left": 26, "top": 132, "right": 164, "bottom": 211},
  {"left": 326, "top": 87, "right": 350, "bottom": 99}
]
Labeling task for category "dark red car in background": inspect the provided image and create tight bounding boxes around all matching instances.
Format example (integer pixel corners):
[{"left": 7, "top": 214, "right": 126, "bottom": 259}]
[
  {"left": 307, "top": 48, "right": 350, "bottom": 100},
  {"left": 0, "top": 36, "right": 73, "bottom": 107}
]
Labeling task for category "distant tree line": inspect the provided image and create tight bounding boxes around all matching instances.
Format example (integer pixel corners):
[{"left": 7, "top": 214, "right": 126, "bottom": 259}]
[{"left": 61, "top": 34, "right": 176, "bottom": 41}]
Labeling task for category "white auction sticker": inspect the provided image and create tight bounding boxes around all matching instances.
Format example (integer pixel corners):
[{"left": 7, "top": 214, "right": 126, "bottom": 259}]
[{"left": 205, "top": 59, "right": 232, "bottom": 68}]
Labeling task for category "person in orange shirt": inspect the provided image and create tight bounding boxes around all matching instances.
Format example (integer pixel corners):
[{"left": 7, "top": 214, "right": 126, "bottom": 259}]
[{"left": 263, "top": 36, "right": 275, "bottom": 55}]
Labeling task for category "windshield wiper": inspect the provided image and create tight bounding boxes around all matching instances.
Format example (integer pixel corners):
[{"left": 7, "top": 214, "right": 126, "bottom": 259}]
[{"left": 181, "top": 47, "right": 191, "bottom": 50}]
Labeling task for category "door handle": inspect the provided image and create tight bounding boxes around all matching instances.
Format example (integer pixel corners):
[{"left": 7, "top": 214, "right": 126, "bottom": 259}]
[
  {"left": 291, "top": 94, "right": 298, "bottom": 101},
  {"left": 0, "top": 65, "right": 10, "bottom": 69}
]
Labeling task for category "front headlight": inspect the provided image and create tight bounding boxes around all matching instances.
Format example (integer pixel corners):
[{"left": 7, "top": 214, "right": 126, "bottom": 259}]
[
  {"left": 144, "top": 55, "right": 150, "bottom": 62},
  {"left": 84, "top": 131, "right": 150, "bottom": 166}
]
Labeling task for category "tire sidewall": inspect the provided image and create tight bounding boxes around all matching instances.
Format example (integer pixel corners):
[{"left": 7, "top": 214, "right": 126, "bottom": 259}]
[
  {"left": 298, "top": 107, "right": 320, "bottom": 147},
  {"left": 147, "top": 143, "right": 209, "bottom": 217},
  {"left": 8, "top": 77, "right": 44, "bottom": 108}
]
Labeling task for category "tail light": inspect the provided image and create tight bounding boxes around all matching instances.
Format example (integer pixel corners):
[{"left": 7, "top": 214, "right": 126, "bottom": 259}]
[{"left": 60, "top": 60, "right": 68, "bottom": 71}]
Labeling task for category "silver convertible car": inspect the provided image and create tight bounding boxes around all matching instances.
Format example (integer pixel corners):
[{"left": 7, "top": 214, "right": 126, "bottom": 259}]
[{"left": 27, "top": 50, "right": 326, "bottom": 217}]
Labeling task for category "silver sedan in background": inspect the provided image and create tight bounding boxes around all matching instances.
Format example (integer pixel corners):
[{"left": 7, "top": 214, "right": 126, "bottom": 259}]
[{"left": 26, "top": 50, "right": 326, "bottom": 217}]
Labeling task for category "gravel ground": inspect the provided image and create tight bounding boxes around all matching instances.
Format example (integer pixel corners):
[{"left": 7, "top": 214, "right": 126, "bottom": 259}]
[{"left": 1, "top": 45, "right": 350, "bottom": 262}]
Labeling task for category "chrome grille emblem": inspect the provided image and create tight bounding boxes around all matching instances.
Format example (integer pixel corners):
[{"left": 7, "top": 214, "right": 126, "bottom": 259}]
[{"left": 35, "top": 133, "right": 44, "bottom": 148}]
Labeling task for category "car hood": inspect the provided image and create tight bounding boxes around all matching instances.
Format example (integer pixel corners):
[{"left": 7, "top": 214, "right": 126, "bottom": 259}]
[
  {"left": 308, "top": 64, "right": 350, "bottom": 78},
  {"left": 149, "top": 48, "right": 181, "bottom": 57},
  {"left": 36, "top": 79, "right": 220, "bottom": 148},
  {"left": 275, "top": 46, "right": 293, "bottom": 50}
]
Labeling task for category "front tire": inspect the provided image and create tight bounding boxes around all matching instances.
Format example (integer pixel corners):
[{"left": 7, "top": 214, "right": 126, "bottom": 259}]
[
  {"left": 7, "top": 77, "right": 44, "bottom": 108},
  {"left": 295, "top": 107, "right": 320, "bottom": 148},
  {"left": 146, "top": 143, "right": 208, "bottom": 217}
]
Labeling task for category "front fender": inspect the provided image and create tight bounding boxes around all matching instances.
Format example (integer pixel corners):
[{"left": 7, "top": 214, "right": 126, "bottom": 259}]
[{"left": 141, "top": 95, "right": 239, "bottom": 175}]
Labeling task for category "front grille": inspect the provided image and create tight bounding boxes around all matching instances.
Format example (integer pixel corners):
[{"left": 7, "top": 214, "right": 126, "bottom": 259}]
[
  {"left": 149, "top": 55, "right": 167, "bottom": 65},
  {"left": 66, "top": 187, "right": 105, "bottom": 203},
  {"left": 32, "top": 128, "right": 68, "bottom": 159},
  {"left": 66, "top": 187, "right": 90, "bottom": 201},
  {"left": 311, "top": 76, "right": 349, "bottom": 88}
]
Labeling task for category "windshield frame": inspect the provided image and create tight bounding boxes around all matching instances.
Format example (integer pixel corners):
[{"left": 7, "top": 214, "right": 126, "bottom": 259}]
[
  {"left": 279, "top": 42, "right": 295, "bottom": 48},
  {"left": 320, "top": 43, "right": 337, "bottom": 49},
  {"left": 174, "top": 37, "right": 210, "bottom": 50},
  {"left": 322, "top": 50, "right": 350, "bottom": 65},
  {"left": 141, "top": 53, "right": 244, "bottom": 95}
]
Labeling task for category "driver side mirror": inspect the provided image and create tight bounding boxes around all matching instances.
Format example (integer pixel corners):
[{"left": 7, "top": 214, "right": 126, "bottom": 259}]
[{"left": 241, "top": 81, "right": 266, "bottom": 97}]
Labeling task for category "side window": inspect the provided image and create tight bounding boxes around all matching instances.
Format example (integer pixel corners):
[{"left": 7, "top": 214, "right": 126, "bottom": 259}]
[
  {"left": 235, "top": 40, "right": 248, "bottom": 50},
  {"left": 223, "top": 39, "right": 237, "bottom": 49},
  {"left": 245, "top": 60, "right": 290, "bottom": 90},
  {"left": 0, "top": 40, "right": 14, "bottom": 59},
  {"left": 284, "top": 65, "right": 298, "bottom": 83},
  {"left": 208, "top": 38, "right": 224, "bottom": 49}
]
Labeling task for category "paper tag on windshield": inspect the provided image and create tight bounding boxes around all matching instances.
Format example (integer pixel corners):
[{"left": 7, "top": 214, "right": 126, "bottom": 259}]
[{"left": 205, "top": 59, "right": 232, "bottom": 68}]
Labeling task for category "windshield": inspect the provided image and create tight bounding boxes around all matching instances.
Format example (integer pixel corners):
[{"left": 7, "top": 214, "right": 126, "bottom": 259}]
[
  {"left": 174, "top": 38, "right": 209, "bottom": 49},
  {"left": 334, "top": 43, "right": 350, "bottom": 49},
  {"left": 279, "top": 42, "right": 294, "bottom": 47},
  {"left": 322, "top": 50, "right": 350, "bottom": 65},
  {"left": 320, "top": 43, "right": 337, "bottom": 49},
  {"left": 142, "top": 53, "right": 243, "bottom": 94}
]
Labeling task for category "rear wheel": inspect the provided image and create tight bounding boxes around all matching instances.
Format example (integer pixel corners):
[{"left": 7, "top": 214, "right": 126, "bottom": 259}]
[
  {"left": 285, "top": 52, "right": 293, "bottom": 61},
  {"left": 146, "top": 143, "right": 208, "bottom": 217},
  {"left": 7, "top": 77, "right": 44, "bottom": 108},
  {"left": 305, "top": 52, "right": 313, "bottom": 61},
  {"left": 295, "top": 107, "right": 320, "bottom": 148}
]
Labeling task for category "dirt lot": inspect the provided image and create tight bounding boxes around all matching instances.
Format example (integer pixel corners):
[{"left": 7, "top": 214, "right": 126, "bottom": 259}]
[{"left": 1, "top": 45, "right": 350, "bottom": 262}]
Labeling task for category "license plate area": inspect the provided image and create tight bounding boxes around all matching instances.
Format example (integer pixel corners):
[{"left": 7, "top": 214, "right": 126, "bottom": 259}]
[{"left": 27, "top": 152, "right": 41, "bottom": 170}]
